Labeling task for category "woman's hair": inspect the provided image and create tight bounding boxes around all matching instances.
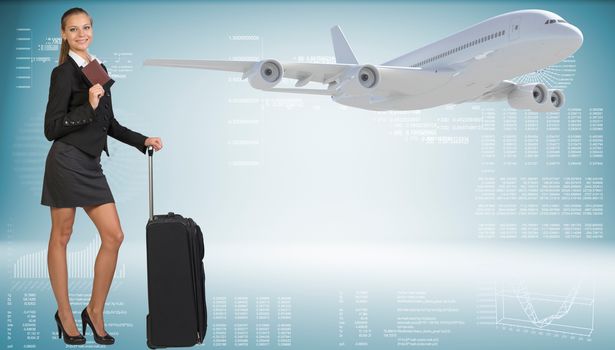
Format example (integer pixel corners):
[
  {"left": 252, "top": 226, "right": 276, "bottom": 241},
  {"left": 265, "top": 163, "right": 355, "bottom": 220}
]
[{"left": 58, "top": 7, "right": 93, "bottom": 66}]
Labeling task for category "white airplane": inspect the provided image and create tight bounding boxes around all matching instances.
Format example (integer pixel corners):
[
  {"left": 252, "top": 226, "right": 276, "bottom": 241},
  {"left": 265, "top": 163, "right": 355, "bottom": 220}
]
[{"left": 144, "top": 9, "right": 583, "bottom": 112}]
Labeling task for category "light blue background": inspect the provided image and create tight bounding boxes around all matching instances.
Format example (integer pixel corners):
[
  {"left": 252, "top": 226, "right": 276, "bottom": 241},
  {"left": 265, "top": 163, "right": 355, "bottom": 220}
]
[{"left": 1, "top": 1, "right": 613, "bottom": 349}]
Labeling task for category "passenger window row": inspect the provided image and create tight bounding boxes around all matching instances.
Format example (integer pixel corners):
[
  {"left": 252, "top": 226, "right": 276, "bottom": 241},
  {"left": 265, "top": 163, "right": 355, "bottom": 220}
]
[{"left": 412, "top": 29, "right": 506, "bottom": 68}]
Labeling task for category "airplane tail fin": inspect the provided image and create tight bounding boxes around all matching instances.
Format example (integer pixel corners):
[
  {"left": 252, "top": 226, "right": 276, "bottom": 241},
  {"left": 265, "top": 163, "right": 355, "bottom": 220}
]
[{"left": 331, "top": 25, "right": 358, "bottom": 64}]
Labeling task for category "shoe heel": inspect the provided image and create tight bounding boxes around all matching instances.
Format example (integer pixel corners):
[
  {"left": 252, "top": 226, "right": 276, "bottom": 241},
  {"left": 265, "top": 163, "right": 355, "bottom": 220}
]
[
  {"left": 55, "top": 310, "right": 86, "bottom": 345},
  {"left": 82, "top": 317, "right": 87, "bottom": 335}
]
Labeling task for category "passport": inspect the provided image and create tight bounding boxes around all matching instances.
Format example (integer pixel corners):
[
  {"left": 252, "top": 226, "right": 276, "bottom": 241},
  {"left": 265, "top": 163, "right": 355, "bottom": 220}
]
[{"left": 82, "top": 59, "right": 114, "bottom": 88}]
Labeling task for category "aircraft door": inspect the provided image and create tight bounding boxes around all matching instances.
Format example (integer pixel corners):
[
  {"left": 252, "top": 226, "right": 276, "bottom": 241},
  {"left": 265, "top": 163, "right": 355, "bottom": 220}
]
[{"left": 509, "top": 17, "right": 521, "bottom": 41}]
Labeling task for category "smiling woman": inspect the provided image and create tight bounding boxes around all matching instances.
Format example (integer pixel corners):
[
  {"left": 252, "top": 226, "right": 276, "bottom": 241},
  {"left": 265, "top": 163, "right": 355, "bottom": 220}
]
[
  {"left": 42, "top": 7, "right": 163, "bottom": 347},
  {"left": 58, "top": 8, "right": 93, "bottom": 65}
]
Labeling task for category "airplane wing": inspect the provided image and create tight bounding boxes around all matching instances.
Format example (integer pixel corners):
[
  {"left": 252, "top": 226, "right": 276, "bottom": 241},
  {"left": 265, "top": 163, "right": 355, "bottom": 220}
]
[
  {"left": 281, "top": 62, "right": 352, "bottom": 86},
  {"left": 144, "top": 25, "right": 359, "bottom": 89},
  {"left": 475, "top": 80, "right": 517, "bottom": 101},
  {"left": 145, "top": 58, "right": 462, "bottom": 104},
  {"left": 448, "top": 50, "right": 497, "bottom": 72},
  {"left": 143, "top": 59, "right": 353, "bottom": 87},
  {"left": 143, "top": 26, "right": 452, "bottom": 98},
  {"left": 458, "top": 80, "right": 517, "bottom": 103},
  {"left": 142, "top": 59, "right": 254, "bottom": 72}
]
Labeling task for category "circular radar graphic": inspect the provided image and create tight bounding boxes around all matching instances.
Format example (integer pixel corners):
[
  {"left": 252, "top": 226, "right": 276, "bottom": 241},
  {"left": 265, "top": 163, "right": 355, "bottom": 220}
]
[{"left": 512, "top": 55, "right": 576, "bottom": 90}]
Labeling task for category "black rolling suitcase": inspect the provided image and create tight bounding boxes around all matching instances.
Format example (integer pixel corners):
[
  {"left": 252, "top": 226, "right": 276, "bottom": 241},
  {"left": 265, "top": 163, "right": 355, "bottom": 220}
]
[{"left": 145, "top": 147, "right": 207, "bottom": 349}]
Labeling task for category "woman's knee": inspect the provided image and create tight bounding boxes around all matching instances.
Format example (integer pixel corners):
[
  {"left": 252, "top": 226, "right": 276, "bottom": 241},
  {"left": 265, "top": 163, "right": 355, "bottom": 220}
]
[
  {"left": 49, "top": 208, "right": 75, "bottom": 247},
  {"left": 102, "top": 229, "right": 124, "bottom": 248},
  {"left": 50, "top": 225, "right": 73, "bottom": 246}
]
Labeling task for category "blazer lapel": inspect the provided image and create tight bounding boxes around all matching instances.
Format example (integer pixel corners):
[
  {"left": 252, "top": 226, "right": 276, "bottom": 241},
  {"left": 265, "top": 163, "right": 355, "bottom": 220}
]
[{"left": 68, "top": 55, "right": 94, "bottom": 87}]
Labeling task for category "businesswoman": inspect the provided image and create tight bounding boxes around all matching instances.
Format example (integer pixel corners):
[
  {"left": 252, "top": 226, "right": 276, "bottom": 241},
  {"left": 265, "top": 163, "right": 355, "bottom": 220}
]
[{"left": 42, "top": 8, "right": 162, "bottom": 345}]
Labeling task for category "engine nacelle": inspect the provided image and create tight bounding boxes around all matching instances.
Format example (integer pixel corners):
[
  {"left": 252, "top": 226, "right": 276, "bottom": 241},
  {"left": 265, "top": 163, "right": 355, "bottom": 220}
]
[
  {"left": 246, "top": 59, "right": 283, "bottom": 90},
  {"left": 357, "top": 65, "right": 379, "bottom": 88},
  {"left": 548, "top": 89, "right": 565, "bottom": 109},
  {"left": 528, "top": 89, "right": 566, "bottom": 112},
  {"left": 336, "top": 65, "right": 380, "bottom": 94},
  {"left": 507, "top": 84, "right": 565, "bottom": 112},
  {"left": 507, "top": 83, "right": 548, "bottom": 111}
]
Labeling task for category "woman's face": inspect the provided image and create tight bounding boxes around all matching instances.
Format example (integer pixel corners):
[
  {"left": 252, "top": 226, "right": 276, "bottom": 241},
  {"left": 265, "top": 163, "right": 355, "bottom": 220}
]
[{"left": 62, "top": 13, "right": 93, "bottom": 54}]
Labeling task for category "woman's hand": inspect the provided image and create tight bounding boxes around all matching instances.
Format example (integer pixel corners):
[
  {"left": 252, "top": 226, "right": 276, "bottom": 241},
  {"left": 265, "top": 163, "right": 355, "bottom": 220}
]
[
  {"left": 88, "top": 83, "right": 104, "bottom": 110},
  {"left": 145, "top": 137, "right": 163, "bottom": 151}
]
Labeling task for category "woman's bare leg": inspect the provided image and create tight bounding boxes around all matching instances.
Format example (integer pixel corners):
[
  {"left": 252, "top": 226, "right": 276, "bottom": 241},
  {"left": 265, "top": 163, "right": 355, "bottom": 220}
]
[
  {"left": 48, "top": 206, "right": 80, "bottom": 336},
  {"left": 83, "top": 202, "right": 124, "bottom": 336}
]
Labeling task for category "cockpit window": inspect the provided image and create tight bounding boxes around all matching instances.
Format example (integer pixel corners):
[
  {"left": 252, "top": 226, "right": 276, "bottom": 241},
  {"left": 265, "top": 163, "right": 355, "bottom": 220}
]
[{"left": 545, "top": 18, "right": 567, "bottom": 24}]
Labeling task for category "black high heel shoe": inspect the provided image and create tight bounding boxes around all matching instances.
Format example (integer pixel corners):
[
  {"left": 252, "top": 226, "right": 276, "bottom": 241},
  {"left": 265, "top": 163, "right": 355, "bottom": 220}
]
[
  {"left": 81, "top": 307, "right": 115, "bottom": 345},
  {"left": 54, "top": 311, "right": 86, "bottom": 345}
]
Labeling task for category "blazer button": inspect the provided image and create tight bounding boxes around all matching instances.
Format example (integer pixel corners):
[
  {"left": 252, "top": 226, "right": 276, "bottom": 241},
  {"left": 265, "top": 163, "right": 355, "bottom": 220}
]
[
  {"left": 89, "top": 118, "right": 93, "bottom": 122},
  {"left": 102, "top": 127, "right": 107, "bottom": 131},
  {"left": 105, "top": 105, "right": 109, "bottom": 110},
  {"left": 64, "top": 120, "right": 69, "bottom": 125}
]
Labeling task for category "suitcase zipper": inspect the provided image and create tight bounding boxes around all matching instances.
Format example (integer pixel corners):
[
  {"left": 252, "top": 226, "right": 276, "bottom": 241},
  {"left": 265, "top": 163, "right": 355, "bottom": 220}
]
[{"left": 186, "top": 220, "right": 203, "bottom": 344}]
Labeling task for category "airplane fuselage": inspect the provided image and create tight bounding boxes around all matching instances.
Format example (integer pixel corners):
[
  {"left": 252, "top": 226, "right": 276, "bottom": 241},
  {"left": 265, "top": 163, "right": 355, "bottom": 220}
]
[
  {"left": 334, "top": 10, "right": 583, "bottom": 110},
  {"left": 145, "top": 9, "right": 583, "bottom": 112}
]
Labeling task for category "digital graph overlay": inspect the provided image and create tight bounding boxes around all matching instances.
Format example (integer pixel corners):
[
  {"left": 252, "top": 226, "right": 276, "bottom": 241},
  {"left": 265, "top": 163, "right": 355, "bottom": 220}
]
[
  {"left": 512, "top": 55, "right": 577, "bottom": 90},
  {"left": 13, "top": 234, "right": 126, "bottom": 279},
  {"left": 495, "top": 281, "right": 594, "bottom": 337}
]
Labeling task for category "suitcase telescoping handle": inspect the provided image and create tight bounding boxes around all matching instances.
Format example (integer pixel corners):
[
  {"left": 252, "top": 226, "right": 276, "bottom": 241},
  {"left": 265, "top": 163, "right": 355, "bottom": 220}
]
[{"left": 147, "top": 146, "right": 154, "bottom": 220}]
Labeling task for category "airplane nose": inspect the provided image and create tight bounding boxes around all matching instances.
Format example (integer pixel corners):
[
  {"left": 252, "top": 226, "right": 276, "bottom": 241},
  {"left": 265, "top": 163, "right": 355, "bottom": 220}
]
[
  {"left": 569, "top": 24, "right": 584, "bottom": 48},
  {"left": 549, "top": 23, "right": 584, "bottom": 54},
  {"left": 559, "top": 23, "right": 583, "bottom": 48}
]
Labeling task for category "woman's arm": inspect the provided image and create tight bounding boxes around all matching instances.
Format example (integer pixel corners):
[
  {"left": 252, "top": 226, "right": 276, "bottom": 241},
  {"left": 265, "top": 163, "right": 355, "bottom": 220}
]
[
  {"left": 108, "top": 117, "right": 149, "bottom": 153},
  {"left": 43, "top": 67, "right": 96, "bottom": 141}
]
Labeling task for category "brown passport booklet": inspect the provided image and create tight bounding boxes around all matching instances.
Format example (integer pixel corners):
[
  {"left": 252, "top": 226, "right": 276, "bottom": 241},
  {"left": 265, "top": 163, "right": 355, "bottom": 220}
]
[{"left": 82, "top": 59, "right": 113, "bottom": 87}]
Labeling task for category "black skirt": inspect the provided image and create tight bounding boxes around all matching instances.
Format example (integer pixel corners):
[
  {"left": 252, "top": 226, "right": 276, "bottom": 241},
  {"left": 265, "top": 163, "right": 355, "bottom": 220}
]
[{"left": 41, "top": 140, "right": 114, "bottom": 208}]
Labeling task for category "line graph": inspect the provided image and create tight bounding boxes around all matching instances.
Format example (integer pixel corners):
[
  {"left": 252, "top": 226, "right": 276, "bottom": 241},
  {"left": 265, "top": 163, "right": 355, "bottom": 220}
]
[
  {"left": 516, "top": 281, "right": 579, "bottom": 329},
  {"left": 495, "top": 280, "right": 594, "bottom": 337}
]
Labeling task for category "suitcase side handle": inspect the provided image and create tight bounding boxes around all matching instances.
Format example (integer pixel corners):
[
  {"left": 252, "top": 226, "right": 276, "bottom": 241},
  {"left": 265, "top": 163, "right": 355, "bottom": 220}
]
[{"left": 147, "top": 146, "right": 154, "bottom": 220}]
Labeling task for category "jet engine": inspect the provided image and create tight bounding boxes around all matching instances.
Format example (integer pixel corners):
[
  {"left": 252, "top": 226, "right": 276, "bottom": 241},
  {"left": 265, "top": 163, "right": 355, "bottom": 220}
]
[
  {"left": 336, "top": 65, "right": 380, "bottom": 94},
  {"left": 507, "top": 83, "right": 549, "bottom": 111},
  {"left": 357, "top": 65, "right": 379, "bottom": 88},
  {"left": 548, "top": 89, "right": 565, "bottom": 109},
  {"left": 532, "top": 89, "right": 566, "bottom": 112},
  {"left": 507, "top": 84, "right": 566, "bottom": 112},
  {"left": 246, "top": 59, "right": 283, "bottom": 89}
]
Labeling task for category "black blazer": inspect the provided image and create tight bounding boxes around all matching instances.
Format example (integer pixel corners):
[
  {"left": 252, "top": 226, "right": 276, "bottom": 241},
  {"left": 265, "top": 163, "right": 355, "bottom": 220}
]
[{"left": 44, "top": 55, "right": 147, "bottom": 157}]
